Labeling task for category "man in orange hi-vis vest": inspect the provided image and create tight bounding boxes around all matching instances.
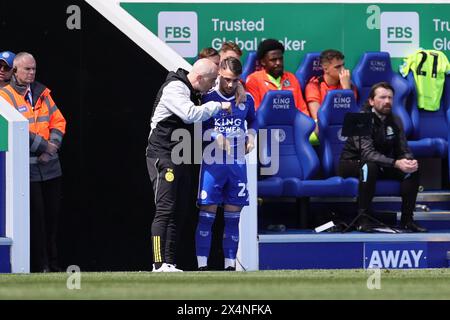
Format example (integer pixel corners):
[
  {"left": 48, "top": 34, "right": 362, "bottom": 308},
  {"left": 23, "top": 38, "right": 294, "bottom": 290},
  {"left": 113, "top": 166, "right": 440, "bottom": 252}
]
[{"left": 0, "top": 52, "right": 66, "bottom": 272}]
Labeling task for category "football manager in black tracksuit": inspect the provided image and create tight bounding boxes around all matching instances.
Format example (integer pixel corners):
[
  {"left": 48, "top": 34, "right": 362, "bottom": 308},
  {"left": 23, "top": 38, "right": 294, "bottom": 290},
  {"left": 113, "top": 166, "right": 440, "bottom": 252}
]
[
  {"left": 339, "top": 81, "right": 427, "bottom": 233},
  {"left": 146, "top": 58, "right": 232, "bottom": 272}
]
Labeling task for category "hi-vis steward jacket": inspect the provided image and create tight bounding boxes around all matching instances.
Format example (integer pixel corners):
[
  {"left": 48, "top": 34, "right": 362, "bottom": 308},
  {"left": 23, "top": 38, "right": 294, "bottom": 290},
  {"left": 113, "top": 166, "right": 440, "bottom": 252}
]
[{"left": 0, "top": 76, "right": 66, "bottom": 181}]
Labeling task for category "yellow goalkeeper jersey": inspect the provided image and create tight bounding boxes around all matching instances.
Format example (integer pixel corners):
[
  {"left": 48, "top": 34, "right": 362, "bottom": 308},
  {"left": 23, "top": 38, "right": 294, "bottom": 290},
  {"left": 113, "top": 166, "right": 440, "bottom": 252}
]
[{"left": 400, "top": 49, "right": 450, "bottom": 111}]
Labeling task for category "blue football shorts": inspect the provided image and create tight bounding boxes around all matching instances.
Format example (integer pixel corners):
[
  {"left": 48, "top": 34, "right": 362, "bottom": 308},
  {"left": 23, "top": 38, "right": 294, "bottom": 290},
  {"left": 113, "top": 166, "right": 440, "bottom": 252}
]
[{"left": 197, "top": 162, "right": 248, "bottom": 206}]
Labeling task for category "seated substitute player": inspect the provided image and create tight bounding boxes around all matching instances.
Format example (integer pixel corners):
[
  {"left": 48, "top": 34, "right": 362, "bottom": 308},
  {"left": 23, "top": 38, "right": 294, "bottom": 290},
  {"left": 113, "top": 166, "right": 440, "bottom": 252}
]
[
  {"left": 195, "top": 57, "right": 257, "bottom": 271},
  {"left": 246, "top": 39, "right": 308, "bottom": 115},
  {"left": 305, "top": 49, "right": 357, "bottom": 144},
  {"left": 305, "top": 49, "right": 357, "bottom": 122}
]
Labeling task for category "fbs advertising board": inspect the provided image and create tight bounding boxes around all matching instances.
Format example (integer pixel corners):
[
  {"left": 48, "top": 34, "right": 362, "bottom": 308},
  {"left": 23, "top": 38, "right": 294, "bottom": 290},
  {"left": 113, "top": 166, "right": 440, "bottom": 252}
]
[
  {"left": 121, "top": 2, "right": 450, "bottom": 72},
  {"left": 0, "top": 116, "right": 7, "bottom": 152}
]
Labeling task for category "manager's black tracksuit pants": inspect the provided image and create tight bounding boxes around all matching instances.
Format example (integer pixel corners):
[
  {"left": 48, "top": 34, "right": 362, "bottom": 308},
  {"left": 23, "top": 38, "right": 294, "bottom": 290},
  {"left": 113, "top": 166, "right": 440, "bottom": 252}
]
[
  {"left": 30, "top": 177, "right": 62, "bottom": 272},
  {"left": 338, "top": 161, "right": 419, "bottom": 220},
  {"left": 147, "top": 157, "right": 195, "bottom": 266}
]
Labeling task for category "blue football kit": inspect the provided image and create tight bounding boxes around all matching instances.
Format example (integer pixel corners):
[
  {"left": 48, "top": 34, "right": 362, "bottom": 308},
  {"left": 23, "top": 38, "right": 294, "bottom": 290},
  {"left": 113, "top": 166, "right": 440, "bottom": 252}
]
[{"left": 198, "top": 88, "right": 257, "bottom": 207}]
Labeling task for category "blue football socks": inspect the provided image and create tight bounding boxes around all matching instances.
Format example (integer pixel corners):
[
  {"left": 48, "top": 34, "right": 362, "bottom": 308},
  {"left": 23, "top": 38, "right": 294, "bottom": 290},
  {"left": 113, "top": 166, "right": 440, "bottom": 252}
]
[
  {"left": 223, "top": 211, "right": 241, "bottom": 269},
  {"left": 195, "top": 211, "right": 216, "bottom": 268}
]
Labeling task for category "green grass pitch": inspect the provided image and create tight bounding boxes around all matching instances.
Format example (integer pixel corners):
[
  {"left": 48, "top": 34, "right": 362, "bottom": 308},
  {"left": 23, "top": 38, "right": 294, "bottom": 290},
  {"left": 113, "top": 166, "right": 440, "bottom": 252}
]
[{"left": 0, "top": 269, "right": 449, "bottom": 300}]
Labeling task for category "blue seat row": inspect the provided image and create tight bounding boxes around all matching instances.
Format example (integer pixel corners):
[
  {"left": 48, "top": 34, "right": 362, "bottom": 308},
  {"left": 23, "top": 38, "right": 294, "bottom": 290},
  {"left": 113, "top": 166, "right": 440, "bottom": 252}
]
[
  {"left": 257, "top": 90, "right": 358, "bottom": 199},
  {"left": 352, "top": 52, "right": 449, "bottom": 162},
  {"left": 405, "top": 72, "right": 449, "bottom": 158},
  {"left": 317, "top": 89, "right": 401, "bottom": 196},
  {"left": 257, "top": 90, "right": 402, "bottom": 200},
  {"left": 244, "top": 50, "right": 450, "bottom": 182}
]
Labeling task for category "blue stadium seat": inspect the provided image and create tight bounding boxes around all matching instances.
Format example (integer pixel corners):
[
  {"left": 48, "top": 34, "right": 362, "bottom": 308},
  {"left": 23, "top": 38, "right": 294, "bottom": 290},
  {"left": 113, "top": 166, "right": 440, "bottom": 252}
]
[
  {"left": 317, "top": 89, "right": 401, "bottom": 196},
  {"left": 405, "top": 72, "right": 449, "bottom": 158},
  {"left": 294, "top": 52, "right": 322, "bottom": 91},
  {"left": 257, "top": 90, "right": 354, "bottom": 198},
  {"left": 352, "top": 51, "right": 413, "bottom": 137},
  {"left": 241, "top": 51, "right": 257, "bottom": 83},
  {"left": 257, "top": 90, "right": 313, "bottom": 197},
  {"left": 351, "top": 51, "right": 442, "bottom": 161},
  {"left": 318, "top": 90, "right": 359, "bottom": 178}
]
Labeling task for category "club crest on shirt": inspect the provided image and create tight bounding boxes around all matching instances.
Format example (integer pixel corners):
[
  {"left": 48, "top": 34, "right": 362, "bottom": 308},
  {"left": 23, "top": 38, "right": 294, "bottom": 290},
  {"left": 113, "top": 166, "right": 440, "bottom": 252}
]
[
  {"left": 283, "top": 79, "right": 291, "bottom": 87},
  {"left": 220, "top": 111, "right": 228, "bottom": 118},
  {"left": 165, "top": 168, "right": 174, "bottom": 182},
  {"left": 238, "top": 103, "right": 246, "bottom": 111},
  {"left": 386, "top": 126, "right": 394, "bottom": 136},
  {"left": 200, "top": 231, "right": 209, "bottom": 237},
  {"left": 337, "top": 128, "right": 348, "bottom": 142},
  {"left": 275, "top": 129, "right": 286, "bottom": 143}
]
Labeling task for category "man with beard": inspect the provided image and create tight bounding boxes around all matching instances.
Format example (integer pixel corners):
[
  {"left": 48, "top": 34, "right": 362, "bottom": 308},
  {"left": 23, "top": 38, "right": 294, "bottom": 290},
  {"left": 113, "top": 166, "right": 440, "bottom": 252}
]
[
  {"left": 245, "top": 39, "right": 308, "bottom": 115},
  {"left": 338, "top": 82, "right": 426, "bottom": 233}
]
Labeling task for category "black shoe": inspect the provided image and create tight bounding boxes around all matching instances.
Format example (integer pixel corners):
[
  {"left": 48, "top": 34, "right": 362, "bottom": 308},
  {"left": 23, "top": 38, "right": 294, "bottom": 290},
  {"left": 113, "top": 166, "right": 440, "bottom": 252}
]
[
  {"left": 357, "top": 224, "right": 374, "bottom": 232},
  {"left": 401, "top": 221, "right": 427, "bottom": 233},
  {"left": 356, "top": 214, "right": 372, "bottom": 232},
  {"left": 50, "top": 265, "right": 63, "bottom": 272},
  {"left": 198, "top": 266, "right": 208, "bottom": 271},
  {"left": 225, "top": 266, "right": 235, "bottom": 271},
  {"left": 41, "top": 266, "right": 51, "bottom": 273}
]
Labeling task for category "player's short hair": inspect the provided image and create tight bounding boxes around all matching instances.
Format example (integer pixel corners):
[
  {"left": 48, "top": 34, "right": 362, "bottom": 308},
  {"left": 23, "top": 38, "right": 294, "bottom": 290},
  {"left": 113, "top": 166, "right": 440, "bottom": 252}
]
[
  {"left": 220, "top": 41, "right": 242, "bottom": 57},
  {"left": 198, "top": 47, "right": 219, "bottom": 59},
  {"left": 320, "top": 49, "right": 345, "bottom": 65},
  {"left": 220, "top": 57, "right": 242, "bottom": 76}
]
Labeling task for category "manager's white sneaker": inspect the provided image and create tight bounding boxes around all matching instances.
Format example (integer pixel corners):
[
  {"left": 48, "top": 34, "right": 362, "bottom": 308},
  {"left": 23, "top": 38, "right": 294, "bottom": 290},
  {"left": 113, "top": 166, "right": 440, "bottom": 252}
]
[
  {"left": 165, "top": 263, "right": 183, "bottom": 272},
  {"left": 152, "top": 263, "right": 183, "bottom": 272}
]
